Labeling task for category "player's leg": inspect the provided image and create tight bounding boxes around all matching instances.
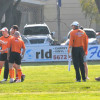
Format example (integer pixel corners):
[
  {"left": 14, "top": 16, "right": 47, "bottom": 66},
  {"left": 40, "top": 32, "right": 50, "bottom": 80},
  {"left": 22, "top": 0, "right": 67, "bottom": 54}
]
[
  {"left": 0, "top": 61, "right": 5, "bottom": 75},
  {"left": 2, "top": 60, "right": 9, "bottom": 82},
  {"left": 15, "top": 52, "right": 23, "bottom": 83},
  {"left": 72, "top": 47, "right": 81, "bottom": 82},
  {"left": 84, "top": 62, "right": 89, "bottom": 79},
  {"left": 79, "top": 47, "right": 86, "bottom": 81},
  {"left": 0, "top": 53, "right": 7, "bottom": 79},
  {"left": 9, "top": 52, "right": 15, "bottom": 83},
  {"left": 9, "top": 63, "right": 15, "bottom": 83},
  {"left": 16, "top": 65, "right": 22, "bottom": 83}
]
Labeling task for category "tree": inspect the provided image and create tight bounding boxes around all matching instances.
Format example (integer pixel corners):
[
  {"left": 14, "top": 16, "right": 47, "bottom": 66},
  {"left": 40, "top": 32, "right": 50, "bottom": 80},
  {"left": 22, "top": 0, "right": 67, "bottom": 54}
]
[
  {"left": 0, "top": 0, "right": 13, "bottom": 27},
  {"left": 0, "top": 0, "right": 21, "bottom": 29},
  {"left": 80, "top": 0, "right": 100, "bottom": 28},
  {"left": 95, "top": 0, "right": 100, "bottom": 13}
]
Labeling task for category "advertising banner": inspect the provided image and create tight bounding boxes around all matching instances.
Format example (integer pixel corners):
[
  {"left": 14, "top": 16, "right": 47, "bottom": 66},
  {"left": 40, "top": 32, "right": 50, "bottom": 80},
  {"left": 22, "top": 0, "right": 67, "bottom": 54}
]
[{"left": 22, "top": 45, "right": 100, "bottom": 62}]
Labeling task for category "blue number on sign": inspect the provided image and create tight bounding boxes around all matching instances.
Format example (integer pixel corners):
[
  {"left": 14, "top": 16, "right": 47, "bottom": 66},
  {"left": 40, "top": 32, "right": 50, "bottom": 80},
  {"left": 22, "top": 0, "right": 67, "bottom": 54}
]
[{"left": 88, "top": 46, "right": 98, "bottom": 58}]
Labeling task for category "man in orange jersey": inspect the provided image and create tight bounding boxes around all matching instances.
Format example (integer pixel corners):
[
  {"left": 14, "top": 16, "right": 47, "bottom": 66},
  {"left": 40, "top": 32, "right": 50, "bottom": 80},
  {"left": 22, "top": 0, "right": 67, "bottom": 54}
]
[
  {"left": 8, "top": 31, "right": 25, "bottom": 83},
  {"left": 68, "top": 21, "right": 88, "bottom": 82},
  {"left": 0, "top": 27, "right": 12, "bottom": 82},
  {"left": 10, "top": 25, "right": 25, "bottom": 82}
]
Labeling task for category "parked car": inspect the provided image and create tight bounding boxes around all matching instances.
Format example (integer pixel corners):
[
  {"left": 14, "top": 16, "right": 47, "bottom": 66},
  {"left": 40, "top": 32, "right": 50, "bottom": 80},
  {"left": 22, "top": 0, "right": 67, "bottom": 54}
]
[
  {"left": 22, "top": 23, "right": 54, "bottom": 46},
  {"left": 61, "top": 28, "right": 99, "bottom": 45},
  {"left": 96, "top": 32, "right": 100, "bottom": 44}
]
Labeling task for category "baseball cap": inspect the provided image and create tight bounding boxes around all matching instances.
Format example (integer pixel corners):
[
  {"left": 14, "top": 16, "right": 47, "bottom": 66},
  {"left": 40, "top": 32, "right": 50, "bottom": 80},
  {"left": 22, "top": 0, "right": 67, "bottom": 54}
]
[
  {"left": 71, "top": 21, "right": 79, "bottom": 26},
  {"left": 0, "top": 27, "right": 8, "bottom": 32}
]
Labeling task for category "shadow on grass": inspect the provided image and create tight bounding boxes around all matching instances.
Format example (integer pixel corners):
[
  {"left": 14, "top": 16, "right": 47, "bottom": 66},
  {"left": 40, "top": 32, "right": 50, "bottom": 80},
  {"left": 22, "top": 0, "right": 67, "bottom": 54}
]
[
  {"left": 22, "top": 60, "right": 100, "bottom": 66},
  {"left": 52, "top": 82, "right": 74, "bottom": 84},
  {"left": 21, "top": 62, "right": 69, "bottom": 66}
]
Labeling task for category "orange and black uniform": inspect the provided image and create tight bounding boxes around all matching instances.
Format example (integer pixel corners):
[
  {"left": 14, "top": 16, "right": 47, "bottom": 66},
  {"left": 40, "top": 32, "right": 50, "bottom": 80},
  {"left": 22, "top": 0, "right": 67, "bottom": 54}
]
[
  {"left": 0, "top": 35, "right": 12, "bottom": 60},
  {"left": 8, "top": 37, "right": 25, "bottom": 65},
  {"left": 69, "top": 29, "right": 88, "bottom": 81},
  {"left": 0, "top": 35, "right": 12, "bottom": 80}
]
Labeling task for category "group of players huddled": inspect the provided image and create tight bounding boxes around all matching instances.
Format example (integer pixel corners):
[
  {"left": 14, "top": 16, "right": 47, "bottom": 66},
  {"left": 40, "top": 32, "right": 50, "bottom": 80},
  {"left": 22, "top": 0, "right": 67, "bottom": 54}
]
[{"left": 0, "top": 25, "right": 25, "bottom": 83}]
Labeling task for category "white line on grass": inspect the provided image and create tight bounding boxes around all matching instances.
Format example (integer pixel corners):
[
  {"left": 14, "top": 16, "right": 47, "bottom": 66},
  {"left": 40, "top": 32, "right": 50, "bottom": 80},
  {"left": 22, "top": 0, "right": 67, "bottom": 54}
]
[{"left": 0, "top": 91, "right": 100, "bottom": 95}]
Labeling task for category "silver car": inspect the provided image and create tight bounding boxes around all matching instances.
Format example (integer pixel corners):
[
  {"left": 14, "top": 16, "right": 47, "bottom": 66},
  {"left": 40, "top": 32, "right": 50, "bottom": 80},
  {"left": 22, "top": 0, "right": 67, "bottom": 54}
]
[
  {"left": 61, "top": 28, "right": 99, "bottom": 45},
  {"left": 22, "top": 23, "right": 54, "bottom": 46}
]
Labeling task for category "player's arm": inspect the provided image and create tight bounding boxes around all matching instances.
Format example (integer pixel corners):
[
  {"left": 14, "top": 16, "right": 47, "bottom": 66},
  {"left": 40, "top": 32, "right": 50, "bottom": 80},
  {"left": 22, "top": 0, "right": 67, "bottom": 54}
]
[
  {"left": 0, "top": 40, "right": 7, "bottom": 45},
  {"left": 7, "top": 38, "right": 12, "bottom": 59},
  {"left": 21, "top": 41, "right": 26, "bottom": 59},
  {"left": 68, "top": 32, "right": 73, "bottom": 57},
  {"left": 84, "top": 34, "right": 88, "bottom": 55}
]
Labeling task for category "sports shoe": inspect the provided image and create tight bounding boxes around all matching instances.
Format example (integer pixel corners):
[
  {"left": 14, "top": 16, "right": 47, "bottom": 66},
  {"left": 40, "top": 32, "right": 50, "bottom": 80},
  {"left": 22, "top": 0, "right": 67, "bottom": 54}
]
[
  {"left": 21, "top": 74, "right": 25, "bottom": 82},
  {"left": 83, "top": 79, "right": 86, "bottom": 82},
  {"left": 9, "top": 78, "right": 14, "bottom": 83},
  {"left": 95, "top": 77, "right": 100, "bottom": 81},
  {"left": 16, "top": 79, "right": 21, "bottom": 83},
  {"left": 0, "top": 79, "right": 7, "bottom": 83},
  {"left": 76, "top": 80, "right": 81, "bottom": 82},
  {"left": 86, "top": 77, "right": 90, "bottom": 80},
  {"left": 14, "top": 79, "right": 17, "bottom": 82}
]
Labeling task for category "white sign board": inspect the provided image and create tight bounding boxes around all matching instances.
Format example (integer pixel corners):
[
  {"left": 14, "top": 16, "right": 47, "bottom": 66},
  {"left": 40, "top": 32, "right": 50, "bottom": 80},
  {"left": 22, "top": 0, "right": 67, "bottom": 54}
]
[{"left": 22, "top": 45, "right": 100, "bottom": 62}]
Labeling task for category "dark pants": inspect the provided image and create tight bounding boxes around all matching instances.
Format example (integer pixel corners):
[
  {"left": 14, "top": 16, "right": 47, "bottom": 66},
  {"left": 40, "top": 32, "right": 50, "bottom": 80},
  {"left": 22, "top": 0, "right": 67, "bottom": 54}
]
[
  {"left": 4, "top": 60, "right": 9, "bottom": 80},
  {"left": 72, "top": 47, "right": 86, "bottom": 81}
]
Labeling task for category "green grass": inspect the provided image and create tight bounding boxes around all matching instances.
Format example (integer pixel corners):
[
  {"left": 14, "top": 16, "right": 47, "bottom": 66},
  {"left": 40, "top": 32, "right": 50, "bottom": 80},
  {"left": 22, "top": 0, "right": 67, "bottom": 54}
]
[{"left": 0, "top": 62, "right": 100, "bottom": 100}]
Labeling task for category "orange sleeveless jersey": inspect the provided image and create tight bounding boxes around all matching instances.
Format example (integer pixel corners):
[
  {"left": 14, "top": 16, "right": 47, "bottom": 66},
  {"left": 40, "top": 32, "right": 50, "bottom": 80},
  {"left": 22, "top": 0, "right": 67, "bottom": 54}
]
[
  {"left": 8, "top": 37, "right": 25, "bottom": 53},
  {"left": 69, "top": 29, "right": 88, "bottom": 54},
  {"left": 0, "top": 35, "right": 13, "bottom": 53}
]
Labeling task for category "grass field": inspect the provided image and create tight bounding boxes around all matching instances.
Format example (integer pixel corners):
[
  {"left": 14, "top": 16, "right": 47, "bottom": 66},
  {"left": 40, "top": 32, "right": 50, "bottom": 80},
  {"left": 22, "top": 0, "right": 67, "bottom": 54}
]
[{"left": 0, "top": 61, "right": 100, "bottom": 100}]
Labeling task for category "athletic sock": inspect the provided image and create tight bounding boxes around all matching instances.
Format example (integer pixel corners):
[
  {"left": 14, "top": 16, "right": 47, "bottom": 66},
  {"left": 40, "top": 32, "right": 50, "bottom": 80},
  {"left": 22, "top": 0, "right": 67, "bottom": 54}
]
[
  {"left": 0, "top": 68, "right": 2, "bottom": 75},
  {"left": 12, "top": 69, "right": 15, "bottom": 78},
  {"left": 9, "top": 69, "right": 14, "bottom": 78},
  {"left": 17, "top": 69, "right": 21, "bottom": 80}
]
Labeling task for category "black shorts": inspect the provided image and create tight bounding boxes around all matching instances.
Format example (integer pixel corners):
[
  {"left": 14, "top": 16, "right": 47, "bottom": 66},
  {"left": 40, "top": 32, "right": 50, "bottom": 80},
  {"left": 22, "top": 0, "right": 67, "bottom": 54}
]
[
  {"left": 0, "top": 53, "right": 7, "bottom": 61},
  {"left": 9, "top": 52, "right": 21, "bottom": 65}
]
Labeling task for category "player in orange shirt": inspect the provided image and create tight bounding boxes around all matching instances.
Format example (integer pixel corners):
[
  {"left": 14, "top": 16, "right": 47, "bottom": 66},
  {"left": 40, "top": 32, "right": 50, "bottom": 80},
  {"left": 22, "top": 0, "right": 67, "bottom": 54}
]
[
  {"left": 0, "top": 27, "right": 12, "bottom": 82},
  {"left": 68, "top": 21, "right": 88, "bottom": 82},
  {"left": 10, "top": 25, "right": 25, "bottom": 82},
  {"left": 8, "top": 31, "right": 25, "bottom": 83}
]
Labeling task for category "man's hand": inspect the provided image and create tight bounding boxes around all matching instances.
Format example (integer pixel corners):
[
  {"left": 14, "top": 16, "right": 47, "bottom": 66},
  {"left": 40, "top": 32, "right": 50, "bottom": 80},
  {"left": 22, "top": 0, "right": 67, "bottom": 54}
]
[
  {"left": 68, "top": 53, "right": 71, "bottom": 58},
  {"left": 0, "top": 50, "right": 6, "bottom": 54},
  {"left": 68, "top": 46, "right": 72, "bottom": 58},
  {"left": 20, "top": 54, "right": 24, "bottom": 59}
]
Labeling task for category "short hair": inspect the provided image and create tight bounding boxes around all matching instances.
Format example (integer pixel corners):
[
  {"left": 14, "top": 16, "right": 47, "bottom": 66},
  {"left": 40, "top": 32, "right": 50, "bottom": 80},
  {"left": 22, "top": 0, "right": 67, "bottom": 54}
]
[
  {"left": 12, "top": 25, "right": 19, "bottom": 31},
  {"left": 14, "top": 31, "right": 20, "bottom": 37},
  {"left": 74, "top": 26, "right": 79, "bottom": 30}
]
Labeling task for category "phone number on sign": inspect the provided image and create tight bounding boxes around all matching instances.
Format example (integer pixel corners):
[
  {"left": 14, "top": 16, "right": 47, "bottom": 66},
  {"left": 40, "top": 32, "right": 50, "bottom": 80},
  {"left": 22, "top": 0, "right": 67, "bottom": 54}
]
[{"left": 53, "top": 55, "right": 67, "bottom": 60}]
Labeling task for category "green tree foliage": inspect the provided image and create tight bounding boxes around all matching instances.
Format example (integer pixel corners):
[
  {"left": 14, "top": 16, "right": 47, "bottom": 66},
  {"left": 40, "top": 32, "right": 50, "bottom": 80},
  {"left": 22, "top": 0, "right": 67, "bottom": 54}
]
[{"left": 80, "top": 0, "right": 100, "bottom": 27}]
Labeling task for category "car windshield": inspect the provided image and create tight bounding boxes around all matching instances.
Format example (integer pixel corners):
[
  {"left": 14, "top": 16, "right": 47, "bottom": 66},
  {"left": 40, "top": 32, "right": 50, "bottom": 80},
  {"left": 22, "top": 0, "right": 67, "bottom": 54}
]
[
  {"left": 68, "top": 30, "right": 96, "bottom": 39},
  {"left": 84, "top": 30, "right": 96, "bottom": 38},
  {"left": 23, "top": 26, "right": 49, "bottom": 35}
]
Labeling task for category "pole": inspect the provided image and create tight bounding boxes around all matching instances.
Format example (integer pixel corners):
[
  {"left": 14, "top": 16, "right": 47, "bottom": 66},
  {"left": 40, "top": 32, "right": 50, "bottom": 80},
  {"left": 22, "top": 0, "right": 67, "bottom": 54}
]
[{"left": 57, "top": 0, "right": 61, "bottom": 44}]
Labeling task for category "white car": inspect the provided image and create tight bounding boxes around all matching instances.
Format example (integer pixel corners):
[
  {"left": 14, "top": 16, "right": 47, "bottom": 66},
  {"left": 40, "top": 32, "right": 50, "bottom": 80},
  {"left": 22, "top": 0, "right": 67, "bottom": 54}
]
[
  {"left": 22, "top": 23, "right": 54, "bottom": 46},
  {"left": 61, "top": 28, "right": 99, "bottom": 45}
]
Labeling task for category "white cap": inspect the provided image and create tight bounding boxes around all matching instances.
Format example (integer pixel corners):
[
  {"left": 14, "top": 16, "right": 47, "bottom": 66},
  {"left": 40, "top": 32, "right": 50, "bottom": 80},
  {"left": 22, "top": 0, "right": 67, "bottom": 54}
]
[
  {"left": 71, "top": 21, "right": 79, "bottom": 26},
  {"left": 0, "top": 27, "right": 8, "bottom": 32}
]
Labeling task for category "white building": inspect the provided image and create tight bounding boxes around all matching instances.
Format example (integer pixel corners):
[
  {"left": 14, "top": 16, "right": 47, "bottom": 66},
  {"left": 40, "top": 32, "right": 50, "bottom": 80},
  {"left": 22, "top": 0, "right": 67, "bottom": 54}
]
[
  {"left": 17, "top": 0, "right": 45, "bottom": 33},
  {"left": 44, "top": 0, "right": 96, "bottom": 42},
  {"left": 18, "top": 0, "right": 98, "bottom": 42}
]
